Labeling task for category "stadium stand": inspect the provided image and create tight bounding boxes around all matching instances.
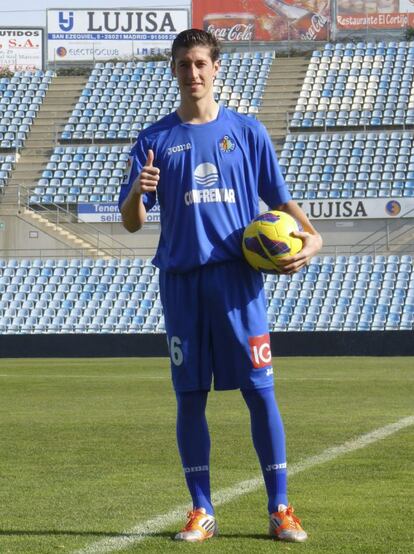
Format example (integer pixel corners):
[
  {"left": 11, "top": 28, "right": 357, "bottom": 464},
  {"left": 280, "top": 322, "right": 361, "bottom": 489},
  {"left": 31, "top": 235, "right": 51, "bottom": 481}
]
[
  {"left": 3, "top": 42, "right": 414, "bottom": 342},
  {"left": 28, "top": 53, "right": 274, "bottom": 205},
  {"left": 0, "top": 255, "right": 412, "bottom": 334},
  {"left": 29, "top": 144, "right": 129, "bottom": 205},
  {"left": 0, "top": 70, "right": 55, "bottom": 150},
  {"left": 60, "top": 52, "right": 274, "bottom": 142},
  {"left": 0, "top": 154, "right": 16, "bottom": 193},
  {"left": 279, "top": 130, "right": 414, "bottom": 199},
  {"left": 290, "top": 41, "right": 414, "bottom": 130}
]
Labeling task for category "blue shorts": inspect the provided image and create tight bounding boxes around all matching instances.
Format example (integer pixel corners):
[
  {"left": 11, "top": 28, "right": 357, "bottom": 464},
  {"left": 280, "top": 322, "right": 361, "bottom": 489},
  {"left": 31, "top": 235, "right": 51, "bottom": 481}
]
[{"left": 159, "top": 259, "right": 274, "bottom": 392}]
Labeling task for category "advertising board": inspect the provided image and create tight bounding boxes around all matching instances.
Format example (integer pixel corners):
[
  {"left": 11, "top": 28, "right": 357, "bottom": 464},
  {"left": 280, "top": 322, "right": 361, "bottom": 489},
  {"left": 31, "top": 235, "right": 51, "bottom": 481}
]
[
  {"left": 0, "top": 28, "right": 43, "bottom": 70},
  {"left": 47, "top": 8, "right": 189, "bottom": 61},
  {"left": 192, "top": 0, "right": 331, "bottom": 42}
]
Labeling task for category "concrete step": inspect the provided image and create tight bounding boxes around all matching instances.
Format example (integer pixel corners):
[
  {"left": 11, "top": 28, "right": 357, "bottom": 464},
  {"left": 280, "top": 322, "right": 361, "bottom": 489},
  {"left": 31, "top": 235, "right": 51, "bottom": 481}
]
[
  {"left": 25, "top": 129, "right": 61, "bottom": 137},
  {"left": 28, "top": 121, "right": 66, "bottom": 129},
  {"left": 37, "top": 110, "right": 73, "bottom": 118},
  {"left": 10, "top": 164, "right": 47, "bottom": 173},
  {"left": 260, "top": 103, "right": 298, "bottom": 112},
  {"left": 258, "top": 56, "right": 309, "bottom": 148},
  {"left": 9, "top": 175, "right": 44, "bottom": 184},
  {"left": 20, "top": 208, "right": 108, "bottom": 255},
  {"left": 273, "top": 57, "right": 309, "bottom": 64},
  {"left": 6, "top": 75, "right": 89, "bottom": 210},
  {"left": 265, "top": 83, "right": 303, "bottom": 91},
  {"left": 44, "top": 92, "right": 83, "bottom": 100},
  {"left": 19, "top": 148, "right": 54, "bottom": 157},
  {"left": 9, "top": 174, "right": 40, "bottom": 181},
  {"left": 53, "top": 76, "right": 87, "bottom": 84},
  {"left": 23, "top": 140, "right": 60, "bottom": 148},
  {"left": 48, "top": 83, "right": 85, "bottom": 90}
]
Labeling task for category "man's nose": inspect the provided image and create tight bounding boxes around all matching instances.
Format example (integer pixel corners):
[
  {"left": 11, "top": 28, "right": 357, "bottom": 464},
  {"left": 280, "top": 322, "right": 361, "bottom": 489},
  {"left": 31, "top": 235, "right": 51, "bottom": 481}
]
[{"left": 189, "top": 64, "right": 198, "bottom": 78}]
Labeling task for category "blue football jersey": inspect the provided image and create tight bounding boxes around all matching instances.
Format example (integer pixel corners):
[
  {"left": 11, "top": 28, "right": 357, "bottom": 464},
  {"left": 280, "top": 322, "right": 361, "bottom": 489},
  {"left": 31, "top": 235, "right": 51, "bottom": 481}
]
[{"left": 118, "top": 106, "right": 291, "bottom": 272}]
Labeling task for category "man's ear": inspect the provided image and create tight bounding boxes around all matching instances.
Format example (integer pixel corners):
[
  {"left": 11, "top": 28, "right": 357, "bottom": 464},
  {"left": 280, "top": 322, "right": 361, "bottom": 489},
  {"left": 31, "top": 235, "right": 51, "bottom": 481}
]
[
  {"left": 171, "top": 60, "right": 176, "bottom": 77},
  {"left": 213, "top": 59, "right": 220, "bottom": 77}
]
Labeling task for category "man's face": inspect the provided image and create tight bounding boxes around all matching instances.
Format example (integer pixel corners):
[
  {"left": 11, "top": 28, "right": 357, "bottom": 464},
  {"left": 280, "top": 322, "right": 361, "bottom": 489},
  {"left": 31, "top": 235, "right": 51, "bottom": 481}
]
[{"left": 172, "top": 46, "right": 220, "bottom": 102}]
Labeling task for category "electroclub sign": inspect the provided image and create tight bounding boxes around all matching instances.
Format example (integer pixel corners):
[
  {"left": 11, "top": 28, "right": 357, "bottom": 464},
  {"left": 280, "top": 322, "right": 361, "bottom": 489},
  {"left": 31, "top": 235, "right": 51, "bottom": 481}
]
[{"left": 47, "top": 8, "right": 189, "bottom": 61}]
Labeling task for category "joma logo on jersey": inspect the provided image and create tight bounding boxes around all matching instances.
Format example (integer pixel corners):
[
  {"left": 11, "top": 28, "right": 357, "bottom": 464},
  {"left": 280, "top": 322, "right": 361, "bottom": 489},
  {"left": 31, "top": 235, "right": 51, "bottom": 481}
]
[
  {"left": 167, "top": 142, "right": 192, "bottom": 156},
  {"left": 248, "top": 333, "right": 272, "bottom": 369}
]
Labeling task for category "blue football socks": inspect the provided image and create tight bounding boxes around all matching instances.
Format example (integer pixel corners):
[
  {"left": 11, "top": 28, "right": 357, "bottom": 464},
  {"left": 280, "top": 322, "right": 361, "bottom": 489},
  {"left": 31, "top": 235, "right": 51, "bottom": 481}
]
[
  {"left": 175, "top": 390, "right": 214, "bottom": 515},
  {"left": 242, "top": 386, "right": 288, "bottom": 513}
]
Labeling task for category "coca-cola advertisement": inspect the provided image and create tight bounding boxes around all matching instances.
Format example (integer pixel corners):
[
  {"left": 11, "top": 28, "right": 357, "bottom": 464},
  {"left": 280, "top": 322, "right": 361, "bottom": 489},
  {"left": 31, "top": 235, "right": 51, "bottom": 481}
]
[
  {"left": 192, "top": 0, "right": 331, "bottom": 42},
  {"left": 337, "top": 0, "right": 413, "bottom": 30}
]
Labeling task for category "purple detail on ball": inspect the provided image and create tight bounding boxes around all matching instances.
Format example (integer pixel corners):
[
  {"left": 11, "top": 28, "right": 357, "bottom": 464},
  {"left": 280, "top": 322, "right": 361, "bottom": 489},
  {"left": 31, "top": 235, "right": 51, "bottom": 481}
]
[
  {"left": 259, "top": 232, "right": 290, "bottom": 256},
  {"left": 255, "top": 212, "right": 281, "bottom": 223},
  {"left": 244, "top": 236, "right": 268, "bottom": 259}
]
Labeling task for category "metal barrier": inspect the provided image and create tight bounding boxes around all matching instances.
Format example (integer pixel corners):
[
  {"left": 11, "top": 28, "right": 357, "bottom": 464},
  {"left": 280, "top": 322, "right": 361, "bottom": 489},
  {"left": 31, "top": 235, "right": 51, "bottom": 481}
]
[{"left": 6, "top": 183, "right": 136, "bottom": 258}]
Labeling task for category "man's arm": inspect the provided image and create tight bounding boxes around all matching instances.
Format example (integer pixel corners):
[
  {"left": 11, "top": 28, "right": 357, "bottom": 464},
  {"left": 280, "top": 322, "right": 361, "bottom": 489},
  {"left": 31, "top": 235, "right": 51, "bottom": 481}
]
[
  {"left": 274, "top": 200, "right": 323, "bottom": 274},
  {"left": 120, "top": 187, "right": 147, "bottom": 233},
  {"left": 120, "top": 149, "right": 159, "bottom": 233}
]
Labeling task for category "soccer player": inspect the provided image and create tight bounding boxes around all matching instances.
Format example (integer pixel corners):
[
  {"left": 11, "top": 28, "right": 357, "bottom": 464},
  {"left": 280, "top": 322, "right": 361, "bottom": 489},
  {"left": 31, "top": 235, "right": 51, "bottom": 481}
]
[{"left": 119, "top": 29, "right": 322, "bottom": 543}]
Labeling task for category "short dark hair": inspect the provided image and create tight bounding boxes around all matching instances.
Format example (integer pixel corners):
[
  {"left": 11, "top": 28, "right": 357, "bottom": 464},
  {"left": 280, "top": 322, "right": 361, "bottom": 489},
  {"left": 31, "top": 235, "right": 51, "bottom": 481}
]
[{"left": 171, "top": 28, "right": 220, "bottom": 63}]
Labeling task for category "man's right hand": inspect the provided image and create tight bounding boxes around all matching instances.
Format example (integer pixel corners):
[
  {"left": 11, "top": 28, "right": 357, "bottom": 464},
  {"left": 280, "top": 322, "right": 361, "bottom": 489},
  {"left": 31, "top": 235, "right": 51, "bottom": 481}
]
[{"left": 133, "top": 149, "right": 160, "bottom": 194}]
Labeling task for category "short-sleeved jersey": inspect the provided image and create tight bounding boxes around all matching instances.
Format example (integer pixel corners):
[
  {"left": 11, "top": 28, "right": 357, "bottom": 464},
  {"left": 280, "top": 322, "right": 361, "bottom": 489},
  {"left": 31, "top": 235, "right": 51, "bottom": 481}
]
[{"left": 118, "top": 106, "right": 291, "bottom": 273}]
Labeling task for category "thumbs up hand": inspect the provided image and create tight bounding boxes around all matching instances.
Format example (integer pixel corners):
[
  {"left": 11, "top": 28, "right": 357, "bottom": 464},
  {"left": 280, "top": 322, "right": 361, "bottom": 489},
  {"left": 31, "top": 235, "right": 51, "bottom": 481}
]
[
  {"left": 145, "top": 149, "right": 154, "bottom": 168},
  {"left": 133, "top": 149, "right": 160, "bottom": 194}
]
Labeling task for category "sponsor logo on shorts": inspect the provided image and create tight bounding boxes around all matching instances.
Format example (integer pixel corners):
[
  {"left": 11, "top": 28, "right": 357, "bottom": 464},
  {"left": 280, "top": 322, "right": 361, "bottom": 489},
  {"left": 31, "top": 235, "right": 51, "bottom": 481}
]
[{"left": 248, "top": 333, "right": 272, "bottom": 369}]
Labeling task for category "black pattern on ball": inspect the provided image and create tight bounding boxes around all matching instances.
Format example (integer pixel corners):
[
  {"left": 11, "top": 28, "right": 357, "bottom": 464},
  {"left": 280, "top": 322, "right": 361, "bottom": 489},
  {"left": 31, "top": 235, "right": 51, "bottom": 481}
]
[
  {"left": 259, "top": 232, "right": 290, "bottom": 256},
  {"left": 243, "top": 236, "right": 269, "bottom": 260}
]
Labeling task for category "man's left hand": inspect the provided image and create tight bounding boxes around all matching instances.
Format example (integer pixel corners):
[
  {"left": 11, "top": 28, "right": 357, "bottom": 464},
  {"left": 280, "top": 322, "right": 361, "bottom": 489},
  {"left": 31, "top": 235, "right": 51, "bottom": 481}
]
[{"left": 276, "top": 231, "right": 323, "bottom": 274}]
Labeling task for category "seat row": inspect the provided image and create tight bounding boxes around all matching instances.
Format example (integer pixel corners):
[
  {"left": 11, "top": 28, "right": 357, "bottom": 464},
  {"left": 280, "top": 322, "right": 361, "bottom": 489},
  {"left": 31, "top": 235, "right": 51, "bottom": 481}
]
[
  {"left": 291, "top": 41, "right": 414, "bottom": 130},
  {"left": 279, "top": 130, "right": 414, "bottom": 199},
  {"left": 0, "top": 255, "right": 412, "bottom": 334},
  {"left": 0, "top": 71, "right": 54, "bottom": 149},
  {"left": 61, "top": 54, "right": 272, "bottom": 141},
  {"left": 29, "top": 144, "right": 130, "bottom": 204},
  {"left": 0, "top": 154, "right": 16, "bottom": 192}
]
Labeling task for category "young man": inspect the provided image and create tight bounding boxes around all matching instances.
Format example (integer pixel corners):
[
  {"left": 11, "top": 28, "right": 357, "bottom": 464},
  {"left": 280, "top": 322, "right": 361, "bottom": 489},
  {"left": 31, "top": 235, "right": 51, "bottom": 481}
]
[{"left": 119, "top": 29, "right": 322, "bottom": 543}]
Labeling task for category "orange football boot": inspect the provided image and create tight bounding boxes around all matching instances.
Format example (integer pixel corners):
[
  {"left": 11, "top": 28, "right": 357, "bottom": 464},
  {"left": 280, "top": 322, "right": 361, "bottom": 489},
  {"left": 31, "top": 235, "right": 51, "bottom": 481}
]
[
  {"left": 174, "top": 508, "right": 218, "bottom": 542},
  {"left": 269, "top": 504, "right": 308, "bottom": 542}
]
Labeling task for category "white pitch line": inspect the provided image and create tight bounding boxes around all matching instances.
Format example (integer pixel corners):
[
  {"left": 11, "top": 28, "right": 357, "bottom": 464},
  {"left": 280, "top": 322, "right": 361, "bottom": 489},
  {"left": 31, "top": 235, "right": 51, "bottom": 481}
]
[{"left": 74, "top": 415, "right": 414, "bottom": 554}]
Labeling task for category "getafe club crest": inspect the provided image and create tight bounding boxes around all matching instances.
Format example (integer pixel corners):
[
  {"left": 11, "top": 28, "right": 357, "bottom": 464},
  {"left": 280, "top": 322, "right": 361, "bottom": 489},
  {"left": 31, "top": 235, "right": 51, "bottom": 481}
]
[{"left": 219, "top": 135, "right": 236, "bottom": 153}]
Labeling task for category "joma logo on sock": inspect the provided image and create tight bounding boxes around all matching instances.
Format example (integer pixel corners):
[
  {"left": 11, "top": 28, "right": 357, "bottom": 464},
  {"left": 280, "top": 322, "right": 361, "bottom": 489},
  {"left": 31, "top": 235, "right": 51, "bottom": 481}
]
[
  {"left": 265, "top": 462, "right": 287, "bottom": 472},
  {"left": 184, "top": 465, "right": 209, "bottom": 473}
]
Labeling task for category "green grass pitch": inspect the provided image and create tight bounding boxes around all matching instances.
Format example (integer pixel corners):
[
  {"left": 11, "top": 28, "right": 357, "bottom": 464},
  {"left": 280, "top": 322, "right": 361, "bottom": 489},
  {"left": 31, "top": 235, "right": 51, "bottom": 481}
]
[{"left": 0, "top": 357, "right": 413, "bottom": 553}]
